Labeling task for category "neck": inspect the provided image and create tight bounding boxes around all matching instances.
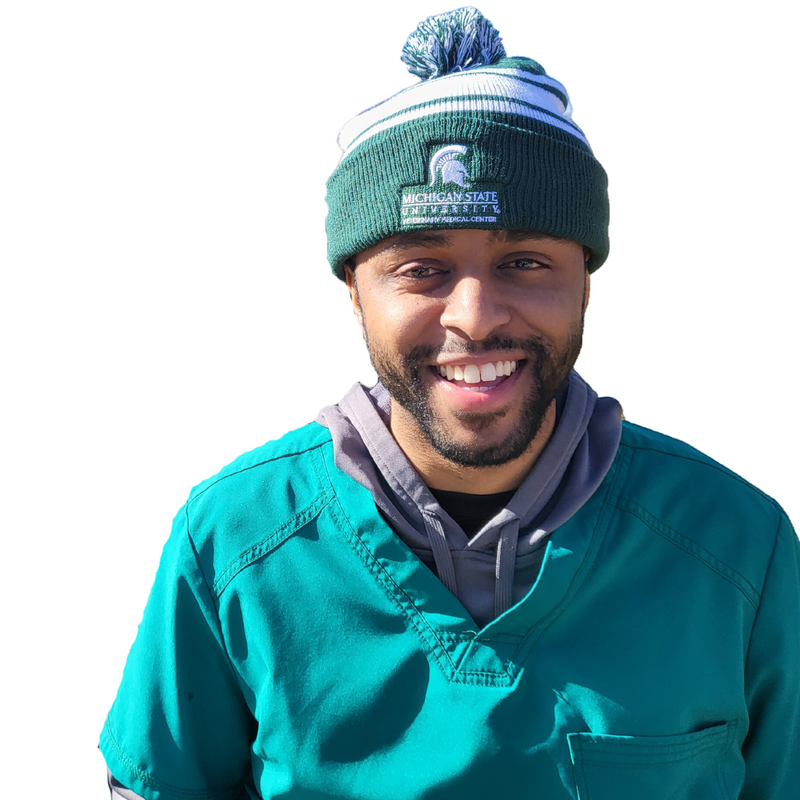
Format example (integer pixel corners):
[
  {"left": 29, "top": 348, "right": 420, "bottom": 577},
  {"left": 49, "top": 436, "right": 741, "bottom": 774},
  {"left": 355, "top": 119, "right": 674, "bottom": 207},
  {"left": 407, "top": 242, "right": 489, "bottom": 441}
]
[{"left": 388, "top": 401, "right": 557, "bottom": 494}]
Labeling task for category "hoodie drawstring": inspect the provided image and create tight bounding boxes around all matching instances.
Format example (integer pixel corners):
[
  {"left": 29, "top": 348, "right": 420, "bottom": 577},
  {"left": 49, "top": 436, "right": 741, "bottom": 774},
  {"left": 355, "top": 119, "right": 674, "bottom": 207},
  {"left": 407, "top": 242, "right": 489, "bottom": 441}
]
[
  {"left": 423, "top": 512, "right": 458, "bottom": 596},
  {"left": 494, "top": 518, "right": 520, "bottom": 618}
]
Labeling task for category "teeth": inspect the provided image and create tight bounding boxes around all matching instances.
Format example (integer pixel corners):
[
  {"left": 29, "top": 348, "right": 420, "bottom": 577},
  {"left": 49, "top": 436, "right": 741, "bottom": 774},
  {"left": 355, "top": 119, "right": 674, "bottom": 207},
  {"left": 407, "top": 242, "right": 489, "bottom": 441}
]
[
  {"left": 480, "top": 363, "right": 497, "bottom": 381},
  {"left": 463, "top": 365, "right": 481, "bottom": 384},
  {"left": 436, "top": 360, "right": 520, "bottom": 383}
]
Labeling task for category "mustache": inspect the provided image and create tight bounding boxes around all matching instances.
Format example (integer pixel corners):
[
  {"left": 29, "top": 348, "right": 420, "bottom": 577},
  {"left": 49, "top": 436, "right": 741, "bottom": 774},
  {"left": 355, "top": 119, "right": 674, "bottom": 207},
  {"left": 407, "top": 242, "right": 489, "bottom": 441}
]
[{"left": 404, "top": 334, "right": 551, "bottom": 362}]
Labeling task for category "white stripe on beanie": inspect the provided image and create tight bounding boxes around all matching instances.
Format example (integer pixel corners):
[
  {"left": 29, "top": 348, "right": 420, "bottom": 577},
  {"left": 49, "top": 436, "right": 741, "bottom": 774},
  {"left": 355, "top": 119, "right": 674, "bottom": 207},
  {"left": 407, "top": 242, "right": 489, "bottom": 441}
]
[{"left": 339, "top": 67, "right": 587, "bottom": 156}]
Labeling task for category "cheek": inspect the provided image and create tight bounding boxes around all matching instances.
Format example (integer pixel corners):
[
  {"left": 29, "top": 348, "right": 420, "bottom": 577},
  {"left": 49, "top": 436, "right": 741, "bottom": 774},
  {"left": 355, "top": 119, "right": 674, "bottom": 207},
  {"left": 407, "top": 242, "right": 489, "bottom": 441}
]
[
  {"left": 370, "top": 296, "right": 442, "bottom": 345},
  {"left": 515, "top": 289, "right": 583, "bottom": 332}
]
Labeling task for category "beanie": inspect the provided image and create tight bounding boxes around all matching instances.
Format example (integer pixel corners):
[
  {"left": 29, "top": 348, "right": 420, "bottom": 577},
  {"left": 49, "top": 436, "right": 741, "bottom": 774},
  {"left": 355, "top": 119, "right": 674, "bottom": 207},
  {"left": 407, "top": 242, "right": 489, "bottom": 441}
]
[{"left": 325, "top": 6, "right": 609, "bottom": 279}]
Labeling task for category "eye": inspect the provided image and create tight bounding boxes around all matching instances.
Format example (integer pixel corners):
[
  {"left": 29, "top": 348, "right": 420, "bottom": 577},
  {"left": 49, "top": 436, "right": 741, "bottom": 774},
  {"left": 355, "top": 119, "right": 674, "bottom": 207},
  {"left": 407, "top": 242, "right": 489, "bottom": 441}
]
[
  {"left": 500, "top": 257, "right": 549, "bottom": 272},
  {"left": 399, "top": 263, "right": 446, "bottom": 280}
]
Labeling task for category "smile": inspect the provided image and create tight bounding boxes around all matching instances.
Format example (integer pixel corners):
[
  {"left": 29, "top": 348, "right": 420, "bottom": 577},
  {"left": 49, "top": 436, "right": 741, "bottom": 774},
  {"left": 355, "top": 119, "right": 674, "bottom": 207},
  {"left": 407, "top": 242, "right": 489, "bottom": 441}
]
[{"left": 432, "top": 360, "right": 521, "bottom": 392}]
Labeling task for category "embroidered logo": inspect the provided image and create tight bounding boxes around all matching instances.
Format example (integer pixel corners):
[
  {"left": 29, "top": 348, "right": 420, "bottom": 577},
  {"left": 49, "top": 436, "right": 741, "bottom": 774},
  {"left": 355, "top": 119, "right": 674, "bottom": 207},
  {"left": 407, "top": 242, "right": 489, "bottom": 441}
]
[
  {"left": 429, "top": 145, "right": 471, "bottom": 188},
  {"left": 400, "top": 143, "right": 503, "bottom": 227}
]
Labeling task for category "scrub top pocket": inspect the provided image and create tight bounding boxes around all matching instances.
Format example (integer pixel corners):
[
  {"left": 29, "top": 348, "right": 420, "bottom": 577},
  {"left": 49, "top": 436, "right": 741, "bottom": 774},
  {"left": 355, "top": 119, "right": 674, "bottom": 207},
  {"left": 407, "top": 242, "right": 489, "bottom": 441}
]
[{"left": 567, "top": 721, "right": 736, "bottom": 800}]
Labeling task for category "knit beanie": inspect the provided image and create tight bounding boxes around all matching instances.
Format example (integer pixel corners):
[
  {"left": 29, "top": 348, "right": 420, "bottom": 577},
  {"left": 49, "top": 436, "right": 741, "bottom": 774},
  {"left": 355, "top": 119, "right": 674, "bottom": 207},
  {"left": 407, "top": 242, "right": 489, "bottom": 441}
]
[{"left": 325, "top": 6, "right": 609, "bottom": 279}]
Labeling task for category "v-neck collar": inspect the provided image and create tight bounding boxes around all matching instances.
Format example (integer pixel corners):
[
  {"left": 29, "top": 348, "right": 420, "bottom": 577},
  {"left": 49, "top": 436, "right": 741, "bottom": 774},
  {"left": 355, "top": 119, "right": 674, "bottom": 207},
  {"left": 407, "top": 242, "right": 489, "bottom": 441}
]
[
  {"left": 317, "top": 372, "right": 623, "bottom": 627},
  {"left": 317, "top": 436, "right": 629, "bottom": 685}
]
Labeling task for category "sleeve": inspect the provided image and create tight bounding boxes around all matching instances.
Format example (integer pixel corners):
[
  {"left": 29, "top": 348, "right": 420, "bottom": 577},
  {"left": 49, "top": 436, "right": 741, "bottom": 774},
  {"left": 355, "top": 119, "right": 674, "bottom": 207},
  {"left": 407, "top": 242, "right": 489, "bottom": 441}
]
[
  {"left": 740, "top": 511, "right": 800, "bottom": 799},
  {"left": 100, "top": 503, "right": 256, "bottom": 800},
  {"left": 108, "top": 768, "right": 146, "bottom": 800}
]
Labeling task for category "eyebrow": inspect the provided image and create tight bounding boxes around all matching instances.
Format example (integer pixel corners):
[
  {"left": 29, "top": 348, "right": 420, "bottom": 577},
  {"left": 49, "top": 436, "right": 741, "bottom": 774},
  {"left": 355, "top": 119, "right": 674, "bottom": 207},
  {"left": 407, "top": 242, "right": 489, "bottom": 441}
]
[
  {"left": 366, "top": 228, "right": 571, "bottom": 261},
  {"left": 488, "top": 229, "right": 566, "bottom": 244},
  {"left": 377, "top": 231, "right": 454, "bottom": 254}
]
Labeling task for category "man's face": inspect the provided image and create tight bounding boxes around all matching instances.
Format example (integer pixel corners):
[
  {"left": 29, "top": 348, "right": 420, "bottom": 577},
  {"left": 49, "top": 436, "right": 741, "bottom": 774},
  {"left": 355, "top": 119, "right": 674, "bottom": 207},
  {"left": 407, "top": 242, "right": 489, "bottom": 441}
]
[{"left": 347, "top": 229, "right": 589, "bottom": 469}]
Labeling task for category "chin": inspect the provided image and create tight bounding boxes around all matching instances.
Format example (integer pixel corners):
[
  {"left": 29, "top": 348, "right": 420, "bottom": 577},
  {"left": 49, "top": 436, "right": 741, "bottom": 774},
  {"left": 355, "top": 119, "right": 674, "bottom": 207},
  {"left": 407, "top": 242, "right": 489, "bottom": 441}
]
[{"left": 423, "top": 407, "right": 550, "bottom": 468}]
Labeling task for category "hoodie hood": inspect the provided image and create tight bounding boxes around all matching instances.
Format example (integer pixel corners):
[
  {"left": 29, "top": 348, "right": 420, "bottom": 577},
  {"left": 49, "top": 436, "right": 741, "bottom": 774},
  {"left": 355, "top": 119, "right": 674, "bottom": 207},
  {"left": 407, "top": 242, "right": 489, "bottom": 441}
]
[{"left": 317, "top": 371, "right": 622, "bottom": 626}]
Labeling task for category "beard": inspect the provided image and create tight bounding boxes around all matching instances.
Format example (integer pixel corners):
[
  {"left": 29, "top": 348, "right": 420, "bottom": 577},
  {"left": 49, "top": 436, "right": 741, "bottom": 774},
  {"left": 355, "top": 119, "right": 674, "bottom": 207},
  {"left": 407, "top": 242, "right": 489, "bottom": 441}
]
[{"left": 364, "top": 328, "right": 583, "bottom": 468}]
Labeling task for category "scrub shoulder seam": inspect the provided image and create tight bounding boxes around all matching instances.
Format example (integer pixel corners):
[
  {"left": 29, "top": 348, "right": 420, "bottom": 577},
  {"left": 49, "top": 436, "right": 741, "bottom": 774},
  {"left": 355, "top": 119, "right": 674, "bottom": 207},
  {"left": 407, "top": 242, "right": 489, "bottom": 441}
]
[
  {"left": 210, "top": 489, "right": 335, "bottom": 600},
  {"left": 189, "top": 423, "right": 333, "bottom": 502},
  {"left": 611, "top": 496, "right": 761, "bottom": 609}
]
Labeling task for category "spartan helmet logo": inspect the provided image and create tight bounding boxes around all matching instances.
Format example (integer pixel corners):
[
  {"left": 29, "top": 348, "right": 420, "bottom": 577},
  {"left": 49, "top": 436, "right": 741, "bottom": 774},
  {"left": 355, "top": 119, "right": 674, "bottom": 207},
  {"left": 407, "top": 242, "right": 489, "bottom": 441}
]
[{"left": 429, "top": 145, "right": 472, "bottom": 188}]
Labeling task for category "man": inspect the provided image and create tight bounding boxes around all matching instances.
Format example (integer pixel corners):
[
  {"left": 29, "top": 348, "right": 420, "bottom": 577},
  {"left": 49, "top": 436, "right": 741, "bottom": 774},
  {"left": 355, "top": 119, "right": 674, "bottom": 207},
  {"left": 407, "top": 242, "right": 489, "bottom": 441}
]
[{"left": 101, "top": 8, "right": 800, "bottom": 799}]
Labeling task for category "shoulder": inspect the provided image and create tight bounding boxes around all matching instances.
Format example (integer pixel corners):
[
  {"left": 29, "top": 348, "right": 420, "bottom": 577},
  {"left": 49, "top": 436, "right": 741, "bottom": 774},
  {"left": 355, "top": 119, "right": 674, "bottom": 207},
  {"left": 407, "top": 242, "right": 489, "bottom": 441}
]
[
  {"left": 611, "top": 421, "right": 791, "bottom": 602},
  {"left": 611, "top": 421, "right": 789, "bottom": 600},
  {"left": 189, "top": 421, "right": 333, "bottom": 502},
  {"left": 181, "top": 422, "right": 335, "bottom": 585},
  {"left": 617, "top": 420, "right": 781, "bottom": 515}
]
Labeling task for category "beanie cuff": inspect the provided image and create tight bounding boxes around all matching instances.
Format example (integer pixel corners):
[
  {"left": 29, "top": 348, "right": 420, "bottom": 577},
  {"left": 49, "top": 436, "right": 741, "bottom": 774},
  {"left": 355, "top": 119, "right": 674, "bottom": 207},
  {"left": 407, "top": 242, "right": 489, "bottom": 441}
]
[{"left": 326, "top": 114, "right": 609, "bottom": 277}]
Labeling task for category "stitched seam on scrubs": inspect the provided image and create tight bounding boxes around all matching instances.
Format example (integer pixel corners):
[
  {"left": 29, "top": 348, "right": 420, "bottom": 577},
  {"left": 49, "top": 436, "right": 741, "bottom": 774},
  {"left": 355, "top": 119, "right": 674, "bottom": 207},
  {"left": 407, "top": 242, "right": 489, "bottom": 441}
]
[
  {"left": 742, "top": 511, "right": 784, "bottom": 674},
  {"left": 621, "top": 434, "right": 784, "bottom": 511},
  {"left": 210, "top": 491, "right": 335, "bottom": 599},
  {"left": 325, "top": 492, "right": 458, "bottom": 679},
  {"left": 572, "top": 723, "right": 732, "bottom": 760},
  {"left": 189, "top": 432, "right": 331, "bottom": 502},
  {"left": 102, "top": 722, "right": 244, "bottom": 799},
  {"left": 315, "top": 441, "right": 453, "bottom": 677},
  {"left": 319, "top": 447, "right": 515, "bottom": 686},
  {"left": 437, "top": 631, "right": 522, "bottom": 677},
  {"left": 574, "top": 737, "right": 727, "bottom": 766},
  {"left": 183, "top": 504, "right": 261, "bottom": 739},
  {"left": 612, "top": 497, "right": 761, "bottom": 609},
  {"left": 510, "top": 444, "right": 631, "bottom": 663},
  {"left": 716, "top": 718, "right": 737, "bottom": 799}
]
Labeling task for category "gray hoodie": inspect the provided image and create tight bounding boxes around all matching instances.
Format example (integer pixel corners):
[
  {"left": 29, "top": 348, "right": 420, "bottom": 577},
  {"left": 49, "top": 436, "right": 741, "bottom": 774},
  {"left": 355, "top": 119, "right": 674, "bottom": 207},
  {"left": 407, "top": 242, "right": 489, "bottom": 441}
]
[{"left": 317, "top": 371, "right": 622, "bottom": 627}]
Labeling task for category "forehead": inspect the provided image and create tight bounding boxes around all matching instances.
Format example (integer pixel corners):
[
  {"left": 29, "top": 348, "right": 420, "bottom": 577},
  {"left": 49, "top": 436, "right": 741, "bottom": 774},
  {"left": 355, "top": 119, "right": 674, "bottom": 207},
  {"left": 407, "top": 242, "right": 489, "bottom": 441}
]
[{"left": 355, "top": 229, "right": 578, "bottom": 263}]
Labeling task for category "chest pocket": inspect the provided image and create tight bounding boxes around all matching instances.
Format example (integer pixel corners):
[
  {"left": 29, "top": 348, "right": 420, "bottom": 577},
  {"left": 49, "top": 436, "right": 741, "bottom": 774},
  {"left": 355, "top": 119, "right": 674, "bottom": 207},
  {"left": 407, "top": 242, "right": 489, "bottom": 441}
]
[{"left": 567, "top": 721, "right": 736, "bottom": 800}]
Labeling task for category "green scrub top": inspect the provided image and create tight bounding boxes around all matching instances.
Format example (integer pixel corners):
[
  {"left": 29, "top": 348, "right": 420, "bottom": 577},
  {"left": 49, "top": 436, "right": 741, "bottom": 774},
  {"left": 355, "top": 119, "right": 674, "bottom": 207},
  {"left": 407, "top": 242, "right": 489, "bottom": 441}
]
[{"left": 101, "top": 421, "right": 800, "bottom": 799}]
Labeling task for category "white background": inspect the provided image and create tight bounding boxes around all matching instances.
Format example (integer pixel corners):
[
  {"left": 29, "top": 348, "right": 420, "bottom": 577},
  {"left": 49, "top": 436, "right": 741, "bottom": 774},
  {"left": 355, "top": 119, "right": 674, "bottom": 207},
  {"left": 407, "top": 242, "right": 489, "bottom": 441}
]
[{"left": 1, "top": 1, "right": 797, "bottom": 795}]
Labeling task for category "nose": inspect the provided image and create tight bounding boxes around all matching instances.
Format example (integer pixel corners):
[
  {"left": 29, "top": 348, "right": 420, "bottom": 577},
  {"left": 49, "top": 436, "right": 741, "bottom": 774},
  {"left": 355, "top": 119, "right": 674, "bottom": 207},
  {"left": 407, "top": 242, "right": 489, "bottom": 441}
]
[{"left": 439, "top": 276, "right": 511, "bottom": 341}]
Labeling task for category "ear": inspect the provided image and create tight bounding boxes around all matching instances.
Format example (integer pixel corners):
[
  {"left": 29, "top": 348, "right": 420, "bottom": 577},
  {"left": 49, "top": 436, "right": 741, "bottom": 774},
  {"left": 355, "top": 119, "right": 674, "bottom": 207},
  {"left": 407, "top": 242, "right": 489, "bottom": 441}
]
[
  {"left": 583, "top": 271, "right": 591, "bottom": 313},
  {"left": 583, "top": 251, "right": 591, "bottom": 313},
  {"left": 345, "top": 264, "right": 364, "bottom": 328}
]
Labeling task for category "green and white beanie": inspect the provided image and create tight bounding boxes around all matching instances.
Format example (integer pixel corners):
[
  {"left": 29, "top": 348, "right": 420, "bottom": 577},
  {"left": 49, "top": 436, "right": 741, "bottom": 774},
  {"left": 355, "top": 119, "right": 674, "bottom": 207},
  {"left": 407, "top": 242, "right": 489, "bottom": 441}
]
[{"left": 325, "top": 6, "right": 609, "bottom": 279}]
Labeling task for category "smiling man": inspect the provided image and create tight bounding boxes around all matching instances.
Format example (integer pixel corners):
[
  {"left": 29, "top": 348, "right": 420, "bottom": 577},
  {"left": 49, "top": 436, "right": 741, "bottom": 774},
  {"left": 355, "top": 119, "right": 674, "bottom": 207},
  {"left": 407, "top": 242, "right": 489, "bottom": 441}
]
[
  {"left": 101, "top": 8, "right": 800, "bottom": 800},
  {"left": 347, "top": 229, "right": 588, "bottom": 485}
]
